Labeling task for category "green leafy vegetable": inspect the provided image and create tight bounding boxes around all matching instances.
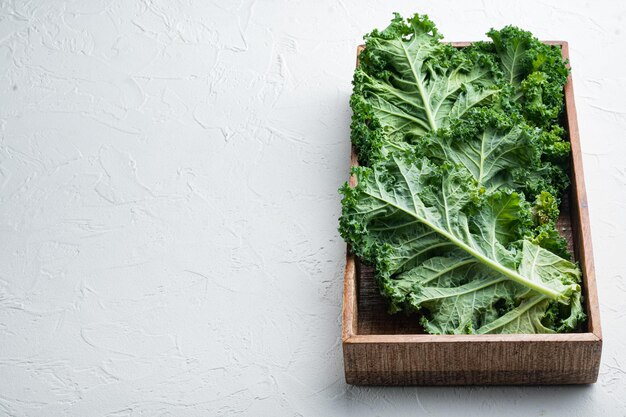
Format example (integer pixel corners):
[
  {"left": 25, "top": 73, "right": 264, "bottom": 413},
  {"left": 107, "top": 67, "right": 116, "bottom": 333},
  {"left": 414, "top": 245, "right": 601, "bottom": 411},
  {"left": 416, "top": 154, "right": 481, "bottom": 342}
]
[
  {"left": 474, "top": 26, "right": 570, "bottom": 129},
  {"left": 351, "top": 14, "right": 501, "bottom": 165},
  {"left": 416, "top": 109, "right": 542, "bottom": 192},
  {"left": 340, "top": 13, "right": 586, "bottom": 334},
  {"left": 340, "top": 155, "right": 582, "bottom": 334}
]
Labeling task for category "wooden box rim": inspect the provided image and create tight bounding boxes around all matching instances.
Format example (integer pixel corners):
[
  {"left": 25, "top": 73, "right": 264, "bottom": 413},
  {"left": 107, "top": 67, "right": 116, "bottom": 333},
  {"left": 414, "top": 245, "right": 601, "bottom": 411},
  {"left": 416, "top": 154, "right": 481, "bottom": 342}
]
[{"left": 342, "top": 41, "right": 602, "bottom": 347}]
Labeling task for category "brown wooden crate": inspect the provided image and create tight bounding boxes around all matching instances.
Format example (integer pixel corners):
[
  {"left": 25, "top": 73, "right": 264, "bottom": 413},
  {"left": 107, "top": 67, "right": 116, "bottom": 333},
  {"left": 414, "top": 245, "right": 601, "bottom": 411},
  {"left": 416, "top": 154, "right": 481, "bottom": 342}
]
[{"left": 342, "top": 42, "right": 602, "bottom": 385}]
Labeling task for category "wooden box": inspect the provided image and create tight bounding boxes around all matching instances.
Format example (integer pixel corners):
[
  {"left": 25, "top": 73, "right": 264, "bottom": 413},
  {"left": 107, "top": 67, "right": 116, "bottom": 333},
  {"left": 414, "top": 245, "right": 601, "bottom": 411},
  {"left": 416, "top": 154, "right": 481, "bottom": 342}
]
[{"left": 342, "top": 42, "right": 602, "bottom": 385}]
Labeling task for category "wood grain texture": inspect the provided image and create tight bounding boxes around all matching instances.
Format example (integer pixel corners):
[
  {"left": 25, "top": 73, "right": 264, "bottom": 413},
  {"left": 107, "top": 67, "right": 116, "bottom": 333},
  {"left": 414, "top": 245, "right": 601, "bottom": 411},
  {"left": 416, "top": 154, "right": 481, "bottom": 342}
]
[
  {"left": 344, "top": 337, "right": 601, "bottom": 385},
  {"left": 342, "top": 42, "right": 602, "bottom": 385}
]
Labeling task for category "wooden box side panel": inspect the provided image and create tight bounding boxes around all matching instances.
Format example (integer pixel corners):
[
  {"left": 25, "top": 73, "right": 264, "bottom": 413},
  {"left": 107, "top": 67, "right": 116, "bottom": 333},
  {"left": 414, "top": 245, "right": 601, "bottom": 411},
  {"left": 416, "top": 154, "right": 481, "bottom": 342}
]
[
  {"left": 559, "top": 42, "right": 602, "bottom": 338},
  {"left": 343, "top": 339, "right": 601, "bottom": 385}
]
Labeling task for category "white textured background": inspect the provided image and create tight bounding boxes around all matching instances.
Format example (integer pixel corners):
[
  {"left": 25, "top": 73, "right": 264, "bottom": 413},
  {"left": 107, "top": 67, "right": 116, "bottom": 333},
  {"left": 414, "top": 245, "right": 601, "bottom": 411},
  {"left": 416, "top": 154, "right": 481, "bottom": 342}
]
[{"left": 0, "top": 0, "right": 624, "bottom": 416}]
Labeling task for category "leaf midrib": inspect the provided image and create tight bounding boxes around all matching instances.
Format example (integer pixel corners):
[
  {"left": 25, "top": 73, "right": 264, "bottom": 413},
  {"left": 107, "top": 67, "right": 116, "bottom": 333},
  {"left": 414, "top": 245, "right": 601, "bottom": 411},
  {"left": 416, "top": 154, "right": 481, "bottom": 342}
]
[
  {"left": 400, "top": 42, "right": 437, "bottom": 131},
  {"left": 506, "top": 41, "right": 523, "bottom": 85}
]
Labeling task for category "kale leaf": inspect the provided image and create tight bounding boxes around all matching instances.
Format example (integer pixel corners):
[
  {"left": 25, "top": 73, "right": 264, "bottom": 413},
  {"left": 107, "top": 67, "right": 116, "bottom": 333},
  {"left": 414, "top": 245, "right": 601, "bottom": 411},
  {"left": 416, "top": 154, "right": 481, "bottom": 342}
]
[{"left": 340, "top": 154, "right": 583, "bottom": 334}]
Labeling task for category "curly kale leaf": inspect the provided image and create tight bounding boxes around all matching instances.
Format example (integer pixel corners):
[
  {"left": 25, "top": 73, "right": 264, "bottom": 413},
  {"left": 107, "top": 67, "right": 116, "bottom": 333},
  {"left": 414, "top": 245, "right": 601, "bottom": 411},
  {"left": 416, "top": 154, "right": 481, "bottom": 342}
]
[
  {"left": 351, "top": 13, "right": 501, "bottom": 164},
  {"left": 351, "top": 16, "right": 571, "bottom": 198},
  {"left": 470, "top": 27, "right": 572, "bottom": 196},
  {"left": 414, "top": 108, "right": 570, "bottom": 200},
  {"left": 475, "top": 25, "right": 570, "bottom": 130},
  {"left": 415, "top": 109, "right": 537, "bottom": 191},
  {"left": 339, "top": 154, "right": 583, "bottom": 334}
]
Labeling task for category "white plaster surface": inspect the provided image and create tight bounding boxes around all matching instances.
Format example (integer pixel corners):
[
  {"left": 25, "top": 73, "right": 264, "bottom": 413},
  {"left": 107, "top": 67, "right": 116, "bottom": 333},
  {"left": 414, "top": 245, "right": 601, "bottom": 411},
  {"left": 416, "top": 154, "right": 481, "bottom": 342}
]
[{"left": 0, "top": 0, "right": 624, "bottom": 415}]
